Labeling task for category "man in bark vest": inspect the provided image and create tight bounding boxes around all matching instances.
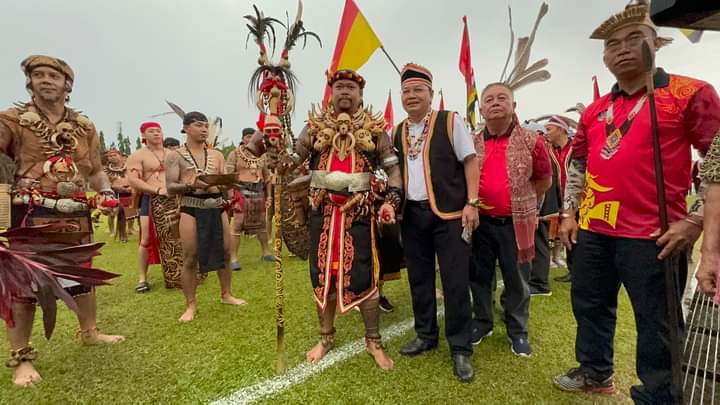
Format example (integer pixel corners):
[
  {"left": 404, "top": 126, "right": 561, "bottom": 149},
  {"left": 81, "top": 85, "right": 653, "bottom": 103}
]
[{"left": 393, "top": 63, "right": 480, "bottom": 383}]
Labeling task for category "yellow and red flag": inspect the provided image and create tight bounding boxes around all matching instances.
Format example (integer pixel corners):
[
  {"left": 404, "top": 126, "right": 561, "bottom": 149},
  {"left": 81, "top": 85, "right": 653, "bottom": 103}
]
[{"left": 323, "top": 0, "right": 382, "bottom": 107}]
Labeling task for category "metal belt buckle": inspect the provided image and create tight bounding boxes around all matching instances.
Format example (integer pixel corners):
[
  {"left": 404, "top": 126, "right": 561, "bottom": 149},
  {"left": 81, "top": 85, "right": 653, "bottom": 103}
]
[
  {"left": 56, "top": 182, "right": 78, "bottom": 197},
  {"left": 202, "top": 198, "right": 217, "bottom": 209}
]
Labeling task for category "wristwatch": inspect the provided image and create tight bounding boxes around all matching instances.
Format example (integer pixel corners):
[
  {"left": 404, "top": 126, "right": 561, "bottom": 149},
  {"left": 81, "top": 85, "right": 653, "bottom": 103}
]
[{"left": 466, "top": 198, "right": 481, "bottom": 208}]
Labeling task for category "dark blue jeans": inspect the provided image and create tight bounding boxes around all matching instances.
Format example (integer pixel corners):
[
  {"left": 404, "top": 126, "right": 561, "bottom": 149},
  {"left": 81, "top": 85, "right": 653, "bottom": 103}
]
[{"left": 571, "top": 230, "right": 686, "bottom": 404}]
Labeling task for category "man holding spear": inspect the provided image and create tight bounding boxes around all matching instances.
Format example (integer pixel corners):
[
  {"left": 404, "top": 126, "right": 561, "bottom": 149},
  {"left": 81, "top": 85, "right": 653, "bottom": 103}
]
[{"left": 555, "top": 1, "right": 720, "bottom": 402}]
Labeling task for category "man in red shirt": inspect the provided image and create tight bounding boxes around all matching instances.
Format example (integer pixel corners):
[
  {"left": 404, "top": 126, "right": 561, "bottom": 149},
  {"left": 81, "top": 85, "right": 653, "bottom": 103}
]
[
  {"left": 555, "top": 2, "right": 720, "bottom": 402},
  {"left": 470, "top": 83, "right": 551, "bottom": 357},
  {"left": 544, "top": 116, "right": 574, "bottom": 283}
]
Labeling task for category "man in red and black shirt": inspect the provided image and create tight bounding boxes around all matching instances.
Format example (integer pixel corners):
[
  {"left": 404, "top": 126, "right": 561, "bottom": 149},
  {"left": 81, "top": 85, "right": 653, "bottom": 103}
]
[
  {"left": 555, "top": 3, "right": 720, "bottom": 402},
  {"left": 470, "top": 83, "right": 551, "bottom": 357},
  {"left": 544, "top": 116, "right": 574, "bottom": 283}
]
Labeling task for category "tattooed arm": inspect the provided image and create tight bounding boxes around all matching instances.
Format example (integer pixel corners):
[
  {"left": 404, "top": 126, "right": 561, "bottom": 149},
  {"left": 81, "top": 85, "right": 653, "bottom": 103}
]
[
  {"left": 165, "top": 151, "right": 190, "bottom": 196},
  {"left": 562, "top": 158, "right": 587, "bottom": 215}
]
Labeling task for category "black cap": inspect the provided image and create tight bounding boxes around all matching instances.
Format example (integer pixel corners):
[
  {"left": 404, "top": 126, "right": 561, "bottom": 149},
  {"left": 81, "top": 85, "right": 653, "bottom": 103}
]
[
  {"left": 242, "top": 127, "right": 256, "bottom": 136},
  {"left": 163, "top": 137, "right": 180, "bottom": 148},
  {"left": 183, "top": 111, "right": 208, "bottom": 126},
  {"left": 181, "top": 111, "right": 208, "bottom": 133}
]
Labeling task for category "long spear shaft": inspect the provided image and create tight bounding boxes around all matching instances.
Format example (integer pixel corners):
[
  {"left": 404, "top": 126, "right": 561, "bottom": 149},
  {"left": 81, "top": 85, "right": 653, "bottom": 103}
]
[
  {"left": 642, "top": 41, "right": 683, "bottom": 404},
  {"left": 273, "top": 168, "right": 287, "bottom": 375}
]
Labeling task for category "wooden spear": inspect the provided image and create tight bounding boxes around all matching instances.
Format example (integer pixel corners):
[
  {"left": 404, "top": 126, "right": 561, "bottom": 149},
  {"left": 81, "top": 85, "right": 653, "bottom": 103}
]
[{"left": 641, "top": 41, "right": 683, "bottom": 404}]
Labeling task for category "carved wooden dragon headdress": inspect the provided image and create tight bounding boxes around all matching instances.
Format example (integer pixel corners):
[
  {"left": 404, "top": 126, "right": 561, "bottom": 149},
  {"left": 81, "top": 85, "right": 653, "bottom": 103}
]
[{"left": 246, "top": 0, "right": 321, "bottom": 118}]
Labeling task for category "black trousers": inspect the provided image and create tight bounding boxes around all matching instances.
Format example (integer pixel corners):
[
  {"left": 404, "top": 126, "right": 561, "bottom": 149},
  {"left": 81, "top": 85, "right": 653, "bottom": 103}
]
[
  {"left": 401, "top": 202, "right": 473, "bottom": 355},
  {"left": 469, "top": 216, "right": 531, "bottom": 339},
  {"left": 571, "top": 230, "right": 686, "bottom": 404},
  {"left": 529, "top": 221, "right": 551, "bottom": 292}
]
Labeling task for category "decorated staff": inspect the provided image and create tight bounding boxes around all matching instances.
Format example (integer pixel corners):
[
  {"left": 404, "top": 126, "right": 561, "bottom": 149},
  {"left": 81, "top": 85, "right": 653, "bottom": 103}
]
[{"left": 244, "top": 0, "right": 321, "bottom": 374}]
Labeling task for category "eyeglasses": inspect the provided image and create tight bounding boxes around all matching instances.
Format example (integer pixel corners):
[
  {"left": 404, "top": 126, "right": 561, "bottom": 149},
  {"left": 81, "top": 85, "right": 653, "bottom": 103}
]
[{"left": 604, "top": 33, "right": 649, "bottom": 53}]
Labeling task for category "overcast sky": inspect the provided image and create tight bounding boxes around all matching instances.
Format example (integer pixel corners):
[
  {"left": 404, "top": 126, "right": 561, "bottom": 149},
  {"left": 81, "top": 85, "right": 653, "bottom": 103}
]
[{"left": 2, "top": 0, "right": 719, "bottom": 147}]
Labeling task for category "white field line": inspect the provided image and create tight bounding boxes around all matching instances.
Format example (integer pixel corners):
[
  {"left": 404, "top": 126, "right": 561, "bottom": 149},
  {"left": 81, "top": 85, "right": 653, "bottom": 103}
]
[{"left": 211, "top": 308, "right": 444, "bottom": 405}]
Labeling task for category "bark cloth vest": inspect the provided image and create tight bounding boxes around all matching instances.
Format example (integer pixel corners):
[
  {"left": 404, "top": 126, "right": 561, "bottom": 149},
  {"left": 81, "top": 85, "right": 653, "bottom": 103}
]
[{"left": 393, "top": 110, "right": 466, "bottom": 219}]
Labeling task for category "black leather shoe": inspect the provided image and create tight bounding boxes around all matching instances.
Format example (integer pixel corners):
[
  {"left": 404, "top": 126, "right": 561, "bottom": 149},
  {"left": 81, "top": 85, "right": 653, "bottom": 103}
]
[
  {"left": 452, "top": 354, "right": 475, "bottom": 383},
  {"left": 399, "top": 337, "right": 437, "bottom": 356}
]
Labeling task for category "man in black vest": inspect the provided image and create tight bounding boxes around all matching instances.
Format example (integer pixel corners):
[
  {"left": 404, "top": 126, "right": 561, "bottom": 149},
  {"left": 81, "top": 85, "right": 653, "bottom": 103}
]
[{"left": 394, "top": 63, "right": 480, "bottom": 383}]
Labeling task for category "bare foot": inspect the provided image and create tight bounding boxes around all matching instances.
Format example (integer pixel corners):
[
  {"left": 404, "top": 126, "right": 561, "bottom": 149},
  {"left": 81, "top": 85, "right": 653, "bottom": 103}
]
[
  {"left": 220, "top": 294, "right": 247, "bottom": 306},
  {"left": 178, "top": 304, "right": 197, "bottom": 322},
  {"left": 366, "top": 339, "right": 394, "bottom": 370},
  {"left": 79, "top": 328, "right": 125, "bottom": 345},
  {"left": 306, "top": 340, "right": 334, "bottom": 364},
  {"left": 12, "top": 362, "right": 41, "bottom": 387}
]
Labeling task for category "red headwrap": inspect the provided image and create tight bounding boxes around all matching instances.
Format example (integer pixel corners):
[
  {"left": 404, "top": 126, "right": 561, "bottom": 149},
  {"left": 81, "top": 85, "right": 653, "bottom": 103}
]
[{"left": 140, "top": 122, "right": 161, "bottom": 134}]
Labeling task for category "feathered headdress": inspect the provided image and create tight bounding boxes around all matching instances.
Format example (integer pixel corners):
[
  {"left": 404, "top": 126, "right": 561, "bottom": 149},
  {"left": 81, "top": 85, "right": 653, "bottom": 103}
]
[{"left": 499, "top": 2, "right": 551, "bottom": 92}]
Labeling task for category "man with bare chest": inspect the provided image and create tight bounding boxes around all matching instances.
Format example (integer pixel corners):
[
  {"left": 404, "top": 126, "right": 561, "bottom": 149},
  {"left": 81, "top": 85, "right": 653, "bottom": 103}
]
[
  {"left": 165, "top": 112, "right": 246, "bottom": 322},
  {"left": 104, "top": 148, "right": 135, "bottom": 242},
  {"left": 226, "top": 128, "right": 274, "bottom": 269},
  {"left": 126, "top": 122, "right": 183, "bottom": 291},
  {"left": 0, "top": 55, "right": 124, "bottom": 387}
]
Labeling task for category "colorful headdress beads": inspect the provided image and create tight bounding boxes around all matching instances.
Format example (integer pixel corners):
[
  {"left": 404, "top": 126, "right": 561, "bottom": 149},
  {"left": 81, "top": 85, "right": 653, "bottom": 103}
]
[
  {"left": 327, "top": 69, "right": 366, "bottom": 89},
  {"left": 400, "top": 63, "right": 433, "bottom": 88},
  {"left": 546, "top": 115, "right": 570, "bottom": 132}
]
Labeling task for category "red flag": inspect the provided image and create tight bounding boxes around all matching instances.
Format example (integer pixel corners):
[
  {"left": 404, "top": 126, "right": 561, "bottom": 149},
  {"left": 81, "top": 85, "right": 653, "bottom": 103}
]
[
  {"left": 459, "top": 17, "right": 473, "bottom": 90},
  {"left": 592, "top": 76, "right": 600, "bottom": 101},
  {"left": 438, "top": 89, "right": 445, "bottom": 111},
  {"left": 459, "top": 16, "right": 479, "bottom": 129},
  {"left": 383, "top": 90, "right": 394, "bottom": 133}
]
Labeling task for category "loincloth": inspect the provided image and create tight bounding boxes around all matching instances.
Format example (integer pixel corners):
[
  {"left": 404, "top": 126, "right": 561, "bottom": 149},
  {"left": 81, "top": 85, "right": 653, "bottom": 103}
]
[
  {"left": 232, "top": 182, "right": 266, "bottom": 236},
  {"left": 19, "top": 204, "right": 94, "bottom": 295},
  {"left": 150, "top": 195, "right": 184, "bottom": 288},
  {"left": 180, "top": 194, "right": 226, "bottom": 273}
]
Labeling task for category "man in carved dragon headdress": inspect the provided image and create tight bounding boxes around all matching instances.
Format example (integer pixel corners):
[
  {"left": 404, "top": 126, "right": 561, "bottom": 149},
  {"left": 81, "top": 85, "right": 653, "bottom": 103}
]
[
  {"left": 242, "top": 2, "right": 401, "bottom": 370},
  {"left": 555, "top": 2, "right": 720, "bottom": 401},
  {"left": 0, "top": 55, "right": 125, "bottom": 387},
  {"left": 277, "top": 70, "right": 402, "bottom": 370}
]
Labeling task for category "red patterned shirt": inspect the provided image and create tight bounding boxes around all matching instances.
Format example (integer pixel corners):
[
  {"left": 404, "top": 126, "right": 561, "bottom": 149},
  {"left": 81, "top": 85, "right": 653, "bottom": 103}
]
[
  {"left": 572, "top": 69, "right": 720, "bottom": 239},
  {"left": 478, "top": 127, "right": 552, "bottom": 217}
]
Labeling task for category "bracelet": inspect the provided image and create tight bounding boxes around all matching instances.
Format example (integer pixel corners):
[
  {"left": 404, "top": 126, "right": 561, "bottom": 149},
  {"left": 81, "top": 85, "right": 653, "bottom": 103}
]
[{"left": 466, "top": 198, "right": 481, "bottom": 208}]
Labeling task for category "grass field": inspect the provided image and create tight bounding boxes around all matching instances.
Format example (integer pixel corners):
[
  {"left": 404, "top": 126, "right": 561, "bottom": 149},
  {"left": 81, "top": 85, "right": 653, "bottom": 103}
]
[{"left": 1, "top": 220, "right": 642, "bottom": 404}]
